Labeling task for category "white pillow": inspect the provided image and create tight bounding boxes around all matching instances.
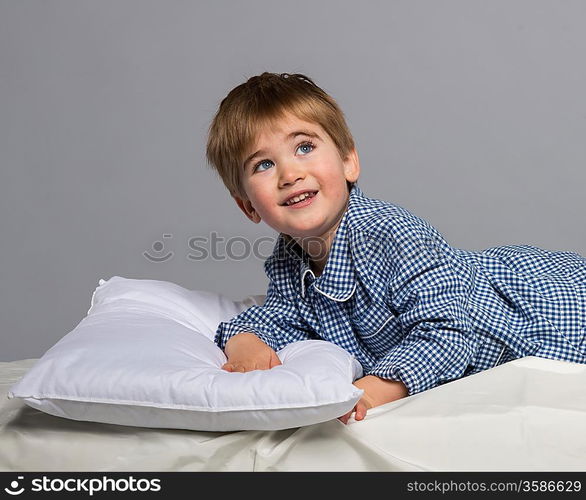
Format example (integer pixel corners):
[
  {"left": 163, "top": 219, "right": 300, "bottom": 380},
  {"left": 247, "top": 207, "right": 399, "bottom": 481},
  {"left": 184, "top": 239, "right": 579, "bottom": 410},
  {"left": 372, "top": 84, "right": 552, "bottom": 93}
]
[{"left": 8, "top": 276, "right": 363, "bottom": 431}]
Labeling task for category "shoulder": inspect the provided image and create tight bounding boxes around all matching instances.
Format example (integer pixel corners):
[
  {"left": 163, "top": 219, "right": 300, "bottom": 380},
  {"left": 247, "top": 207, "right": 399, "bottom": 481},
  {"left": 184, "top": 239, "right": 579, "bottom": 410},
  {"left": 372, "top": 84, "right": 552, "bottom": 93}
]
[
  {"left": 347, "top": 186, "right": 444, "bottom": 245},
  {"left": 346, "top": 188, "right": 461, "bottom": 295}
]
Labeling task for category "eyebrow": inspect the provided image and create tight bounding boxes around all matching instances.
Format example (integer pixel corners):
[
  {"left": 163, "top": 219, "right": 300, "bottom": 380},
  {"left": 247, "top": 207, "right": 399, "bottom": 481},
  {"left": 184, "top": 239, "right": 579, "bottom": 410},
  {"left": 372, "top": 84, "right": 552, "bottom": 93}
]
[{"left": 243, "top": 130, "right": 321, "bottom": 168}]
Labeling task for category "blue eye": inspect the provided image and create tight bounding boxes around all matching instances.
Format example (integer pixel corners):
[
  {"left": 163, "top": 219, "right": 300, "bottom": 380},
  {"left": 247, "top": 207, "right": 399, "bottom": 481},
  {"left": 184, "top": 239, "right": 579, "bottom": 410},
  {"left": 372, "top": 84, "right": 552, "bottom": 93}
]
[
  {"left": 297, "top": 141, "right": 315, "bottom": 155},
  {"left": 254, "top": 159, "right": 274, "bottom": 172}
]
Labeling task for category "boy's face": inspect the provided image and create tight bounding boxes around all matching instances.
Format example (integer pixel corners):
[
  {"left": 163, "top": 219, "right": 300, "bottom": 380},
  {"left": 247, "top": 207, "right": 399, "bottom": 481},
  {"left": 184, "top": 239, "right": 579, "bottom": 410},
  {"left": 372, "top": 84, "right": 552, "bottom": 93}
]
[{"left": 233, "top": 112, "right": 360, "bottom": 242}]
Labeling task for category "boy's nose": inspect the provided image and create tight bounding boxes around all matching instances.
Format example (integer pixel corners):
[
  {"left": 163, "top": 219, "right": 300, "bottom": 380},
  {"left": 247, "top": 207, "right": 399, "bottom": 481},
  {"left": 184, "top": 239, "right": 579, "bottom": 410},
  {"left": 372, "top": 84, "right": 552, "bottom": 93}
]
[{"left": 278, "top": 162, "right": 306, "bottom": 187}]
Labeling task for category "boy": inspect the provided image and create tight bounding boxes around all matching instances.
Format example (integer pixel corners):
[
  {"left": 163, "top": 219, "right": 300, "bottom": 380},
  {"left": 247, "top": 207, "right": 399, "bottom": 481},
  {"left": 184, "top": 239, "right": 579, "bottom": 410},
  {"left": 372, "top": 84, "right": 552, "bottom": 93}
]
[{"left": 205, "top": 72, "right": 586, "bottom": 424}]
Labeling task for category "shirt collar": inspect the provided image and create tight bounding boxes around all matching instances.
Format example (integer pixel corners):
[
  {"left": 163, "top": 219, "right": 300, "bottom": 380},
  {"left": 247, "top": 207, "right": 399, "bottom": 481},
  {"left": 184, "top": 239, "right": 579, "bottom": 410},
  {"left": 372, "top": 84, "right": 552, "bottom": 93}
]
[{"left": 264, "top": 184, "right": 365, "bottom": 302}]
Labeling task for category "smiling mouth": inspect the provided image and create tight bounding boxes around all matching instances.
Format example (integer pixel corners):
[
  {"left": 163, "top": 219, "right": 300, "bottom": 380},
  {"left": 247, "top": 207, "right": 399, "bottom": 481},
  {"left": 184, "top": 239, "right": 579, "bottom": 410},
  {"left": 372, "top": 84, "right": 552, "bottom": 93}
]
[{"left": 281, "top": 191, "right": 318, "bottom": 206}]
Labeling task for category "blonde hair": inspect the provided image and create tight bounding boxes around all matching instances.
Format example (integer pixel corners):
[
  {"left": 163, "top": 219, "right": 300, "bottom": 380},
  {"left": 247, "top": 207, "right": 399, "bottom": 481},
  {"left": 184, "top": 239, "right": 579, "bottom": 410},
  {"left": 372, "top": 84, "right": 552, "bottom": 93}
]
[{"left": 206, "top": 72, "right": 356, "bottom": 199}]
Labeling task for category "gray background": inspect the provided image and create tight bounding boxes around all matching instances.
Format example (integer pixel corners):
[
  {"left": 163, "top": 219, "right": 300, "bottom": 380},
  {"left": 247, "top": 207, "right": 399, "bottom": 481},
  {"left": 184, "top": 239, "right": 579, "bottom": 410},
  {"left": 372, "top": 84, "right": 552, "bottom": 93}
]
[{"left": 1, "top": 0, "right": 585, "bottom": 361}]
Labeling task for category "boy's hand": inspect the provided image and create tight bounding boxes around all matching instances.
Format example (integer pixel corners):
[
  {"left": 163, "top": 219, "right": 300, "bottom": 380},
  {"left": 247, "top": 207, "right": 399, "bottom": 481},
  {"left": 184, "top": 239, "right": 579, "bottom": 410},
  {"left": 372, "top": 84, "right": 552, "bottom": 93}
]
[
  {"left": 222, "top": 332, "right": 282, "bottom": 372},
  {"left": 338, "top": 375, "right": 408, "bottom": 424}
]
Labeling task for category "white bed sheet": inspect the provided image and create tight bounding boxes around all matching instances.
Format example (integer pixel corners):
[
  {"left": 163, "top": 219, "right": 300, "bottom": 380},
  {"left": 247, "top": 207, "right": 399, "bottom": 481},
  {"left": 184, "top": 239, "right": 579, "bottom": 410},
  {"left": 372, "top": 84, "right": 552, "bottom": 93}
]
[{"left": 1, "top": 356, "right": 585, "bottom": 472}]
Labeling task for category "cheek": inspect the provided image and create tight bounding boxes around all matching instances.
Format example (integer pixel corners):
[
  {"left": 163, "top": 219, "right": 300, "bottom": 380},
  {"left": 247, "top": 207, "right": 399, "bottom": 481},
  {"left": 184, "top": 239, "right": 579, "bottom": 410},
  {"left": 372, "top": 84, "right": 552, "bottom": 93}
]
[
  {"left": 249, "top": 191, "right": 274, "bottom": 214},
  {"left": 318, "top": 158, "right": 346, "bottom": 176},
  {"left": 321, "top": 167, "right": 351, "bottom": 190},
  {"left": 242, "top": 178, "right": 266, "bottom": 202}
]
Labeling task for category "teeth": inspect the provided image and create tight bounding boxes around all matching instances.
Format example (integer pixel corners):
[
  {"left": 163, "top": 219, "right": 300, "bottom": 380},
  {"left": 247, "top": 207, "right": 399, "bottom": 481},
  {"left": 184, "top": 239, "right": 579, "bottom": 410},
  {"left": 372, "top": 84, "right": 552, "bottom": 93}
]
[{"left": 286, "top": 192, "right": 313, "bottom": 205}]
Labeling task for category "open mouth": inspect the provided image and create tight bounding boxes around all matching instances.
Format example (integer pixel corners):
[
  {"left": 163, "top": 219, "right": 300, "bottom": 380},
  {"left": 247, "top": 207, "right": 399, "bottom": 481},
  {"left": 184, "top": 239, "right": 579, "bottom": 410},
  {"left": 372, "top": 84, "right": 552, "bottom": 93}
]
[{"left": 282, "top": 191, "right": 318, "bottom": 207}]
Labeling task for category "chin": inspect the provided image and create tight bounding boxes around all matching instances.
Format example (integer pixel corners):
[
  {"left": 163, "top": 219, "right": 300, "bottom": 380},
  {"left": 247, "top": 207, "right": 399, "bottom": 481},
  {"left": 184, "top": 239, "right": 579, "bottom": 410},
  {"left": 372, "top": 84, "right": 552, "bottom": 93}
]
[
  {"left": 286, "top": 225, "right": 330, "bottom": 239},
  {"left": 276, "top": 217, "right": 332, "bottom": 239}
]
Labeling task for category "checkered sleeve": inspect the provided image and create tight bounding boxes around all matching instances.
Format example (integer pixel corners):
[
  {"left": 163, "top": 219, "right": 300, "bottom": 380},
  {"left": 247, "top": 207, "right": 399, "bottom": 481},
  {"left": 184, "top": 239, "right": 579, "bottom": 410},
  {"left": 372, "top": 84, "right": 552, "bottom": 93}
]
[
  {"left": 366, "top": 216, "right": 479, "bottom": 395},
  {"left": 214, "top": 279, "right": 313, "bottom": 351}
]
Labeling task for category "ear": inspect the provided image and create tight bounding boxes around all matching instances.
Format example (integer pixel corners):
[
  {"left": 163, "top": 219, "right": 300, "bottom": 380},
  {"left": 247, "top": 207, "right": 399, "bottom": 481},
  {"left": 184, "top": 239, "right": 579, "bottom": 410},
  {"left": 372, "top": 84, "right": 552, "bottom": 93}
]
[
  {"left": 233, "top": 195, "right": 262, "bottom": 223},
  {"left": 343, "top": 148, "right": 361, "bottom": 183}
]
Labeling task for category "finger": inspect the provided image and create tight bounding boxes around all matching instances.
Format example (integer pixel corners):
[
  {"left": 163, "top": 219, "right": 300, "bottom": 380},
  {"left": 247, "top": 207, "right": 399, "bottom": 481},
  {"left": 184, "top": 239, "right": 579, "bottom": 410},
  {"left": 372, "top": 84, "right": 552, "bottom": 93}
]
[
  {"left": 337, "top": 407, "right": 354, "bottom": 425},
  {"left": 354, "top": 401, "right": 368, "bottom": 421},
  {"left": 222, "top": 363, "right": 248, "bottom": 372},
  {"left": 269, "top": 352, "right": 282, "bottom": 368}
]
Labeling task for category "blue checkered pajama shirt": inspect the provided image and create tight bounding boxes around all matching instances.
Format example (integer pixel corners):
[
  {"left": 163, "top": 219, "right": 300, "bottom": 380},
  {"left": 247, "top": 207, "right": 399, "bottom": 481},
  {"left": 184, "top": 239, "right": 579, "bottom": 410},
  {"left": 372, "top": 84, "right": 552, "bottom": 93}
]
[{"left": 215, "top": 186, "right": 586, "bottom": 395}]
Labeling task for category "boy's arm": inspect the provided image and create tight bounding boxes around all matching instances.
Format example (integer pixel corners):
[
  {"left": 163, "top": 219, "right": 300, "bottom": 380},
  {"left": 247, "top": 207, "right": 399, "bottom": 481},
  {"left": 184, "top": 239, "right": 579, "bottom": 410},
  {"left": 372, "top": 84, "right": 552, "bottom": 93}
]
[
  {"left": 215, "top": 280, "right": 314, "bottom": 370},
  {"left": 366, "top": 215, "right": 478, "bottom": 396},
  {"left": 340, "top": 216, "right": 475, "bottom": 422}
]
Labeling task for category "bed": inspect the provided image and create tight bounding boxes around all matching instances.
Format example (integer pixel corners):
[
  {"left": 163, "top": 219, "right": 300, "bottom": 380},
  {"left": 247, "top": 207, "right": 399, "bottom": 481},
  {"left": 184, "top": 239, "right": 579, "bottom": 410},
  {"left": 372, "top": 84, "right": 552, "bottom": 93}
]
[{"left": 2, "top": 355, "right": 585, "bottom": 472}]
